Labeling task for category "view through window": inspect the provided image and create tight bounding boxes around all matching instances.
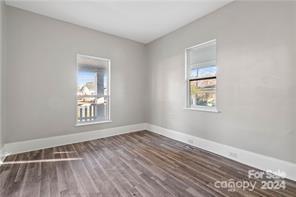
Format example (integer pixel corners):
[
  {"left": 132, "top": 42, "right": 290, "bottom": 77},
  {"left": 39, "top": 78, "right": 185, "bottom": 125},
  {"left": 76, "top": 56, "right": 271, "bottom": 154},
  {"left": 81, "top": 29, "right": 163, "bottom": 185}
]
[
  {"left": 77, "top": 55, "right": 110, "bottom": 124},
  {"left": 186, "top": 40, "right": 217, "bottom": 110}
]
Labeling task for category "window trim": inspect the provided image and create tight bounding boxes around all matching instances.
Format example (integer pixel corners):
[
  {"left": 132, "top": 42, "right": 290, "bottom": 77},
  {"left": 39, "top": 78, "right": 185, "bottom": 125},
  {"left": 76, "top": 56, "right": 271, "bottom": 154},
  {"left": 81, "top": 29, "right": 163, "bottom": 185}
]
[
  {"left": 75, "top": 54, "right": 112, "bottom": 126},
  {"left": 184, "top": 39, "right": 220, "bottom": 112}
]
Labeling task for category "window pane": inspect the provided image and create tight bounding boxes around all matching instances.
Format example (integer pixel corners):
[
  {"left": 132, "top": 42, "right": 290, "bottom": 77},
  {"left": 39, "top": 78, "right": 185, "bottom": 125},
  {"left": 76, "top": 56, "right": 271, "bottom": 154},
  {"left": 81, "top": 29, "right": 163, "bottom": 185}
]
[
  {"left": 190, "top": 65, "right": 217, "bottom": 78},
  {"left": 77, "top": 55, "right": 110, "bottom": 124},
  {"left": 186, "top": 40, "right": 217, "bottom": 109},
  {"left": 190, "top": 79, "right": 216, "bottom": 107}
]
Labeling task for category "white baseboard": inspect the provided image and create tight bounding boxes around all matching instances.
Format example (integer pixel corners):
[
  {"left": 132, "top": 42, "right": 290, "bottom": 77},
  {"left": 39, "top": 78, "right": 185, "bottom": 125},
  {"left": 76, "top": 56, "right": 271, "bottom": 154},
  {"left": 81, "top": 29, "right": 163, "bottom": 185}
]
[
  {"left": 146, "top": 123, "right": 296, "bottom": 181},
  {"left": 2, "top": 123, "right": 147, "bottom": 157},
  {"left": 0, "top": 148, "right": 5, "bottom": 164}
]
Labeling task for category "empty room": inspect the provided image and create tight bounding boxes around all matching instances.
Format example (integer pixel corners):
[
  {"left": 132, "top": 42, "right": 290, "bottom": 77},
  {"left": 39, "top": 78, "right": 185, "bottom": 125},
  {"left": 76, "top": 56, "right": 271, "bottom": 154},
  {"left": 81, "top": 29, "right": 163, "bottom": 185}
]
[{"left": 0, "top": 0, "right": 296, "bottom": 196}]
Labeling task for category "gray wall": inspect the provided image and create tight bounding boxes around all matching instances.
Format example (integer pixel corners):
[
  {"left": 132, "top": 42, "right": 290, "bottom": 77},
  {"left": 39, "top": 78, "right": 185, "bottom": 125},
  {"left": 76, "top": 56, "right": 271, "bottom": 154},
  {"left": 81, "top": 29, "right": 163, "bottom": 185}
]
[
  {"left": 0, "top": 2, "right": 4, "bottom": 148},
  {"left": 292, "top": 3, "right": 296, "bottom": 163},
  {"left": 0, "top": 2, "right": 2, "bottom": 148},
  {"left": 146, "top": 1, "right": 296, "bottom": 163},
  {"left": 4, "top": 6, "right": 147, "bottom": 143}
]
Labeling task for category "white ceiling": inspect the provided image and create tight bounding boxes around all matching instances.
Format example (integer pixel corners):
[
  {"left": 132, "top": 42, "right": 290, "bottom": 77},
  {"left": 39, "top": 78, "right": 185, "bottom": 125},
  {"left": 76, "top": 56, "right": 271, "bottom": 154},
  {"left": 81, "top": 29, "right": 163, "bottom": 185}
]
[{"left": 6, "top": 0, "right": 233, "bottom": 44}]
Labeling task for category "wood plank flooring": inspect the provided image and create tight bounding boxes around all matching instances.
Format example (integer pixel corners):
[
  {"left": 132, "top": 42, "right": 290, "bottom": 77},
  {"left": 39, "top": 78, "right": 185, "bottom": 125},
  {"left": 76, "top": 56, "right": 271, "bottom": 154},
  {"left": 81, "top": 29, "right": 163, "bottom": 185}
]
[{"left": 0, "top": 131, "right": 296, "bottom": 197}]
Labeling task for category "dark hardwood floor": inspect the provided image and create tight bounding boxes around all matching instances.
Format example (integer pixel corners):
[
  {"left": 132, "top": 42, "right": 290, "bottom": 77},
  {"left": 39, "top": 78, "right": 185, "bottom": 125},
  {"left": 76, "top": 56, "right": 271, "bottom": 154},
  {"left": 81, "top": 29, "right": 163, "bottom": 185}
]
[{"left": 0, "top": 131, "right": 295, "bottom": 197}]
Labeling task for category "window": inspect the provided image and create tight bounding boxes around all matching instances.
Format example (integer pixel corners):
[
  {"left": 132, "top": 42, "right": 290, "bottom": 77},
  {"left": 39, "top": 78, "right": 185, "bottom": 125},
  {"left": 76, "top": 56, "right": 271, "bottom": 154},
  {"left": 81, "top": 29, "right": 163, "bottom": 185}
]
[
  {"left": 76, "top": 54, "right": 111, "bottom": 125},
  {"left": 185, "top": 40, "right": 217, "bottom": 111}
]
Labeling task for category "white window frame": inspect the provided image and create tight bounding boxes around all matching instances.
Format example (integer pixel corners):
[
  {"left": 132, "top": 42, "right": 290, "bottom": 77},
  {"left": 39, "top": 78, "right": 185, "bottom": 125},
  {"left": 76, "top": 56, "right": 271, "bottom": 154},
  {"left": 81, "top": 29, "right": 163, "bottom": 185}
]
[
  {"left": 184, "top": 39, "right": 219, "bottom": 113},
  {"left": 76, "top": 54, "right": 112, "bottom": 126}
]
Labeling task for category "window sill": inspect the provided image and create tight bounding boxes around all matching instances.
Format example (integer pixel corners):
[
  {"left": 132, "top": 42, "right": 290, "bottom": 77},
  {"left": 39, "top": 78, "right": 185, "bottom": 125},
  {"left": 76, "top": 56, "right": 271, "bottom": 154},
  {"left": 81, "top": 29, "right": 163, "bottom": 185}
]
[
  {"left": 184, "top": 107, "right": 220, "bottom": 113},
  {"left": 75, "top": 120, "right": 112, "bottom": 127}
]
